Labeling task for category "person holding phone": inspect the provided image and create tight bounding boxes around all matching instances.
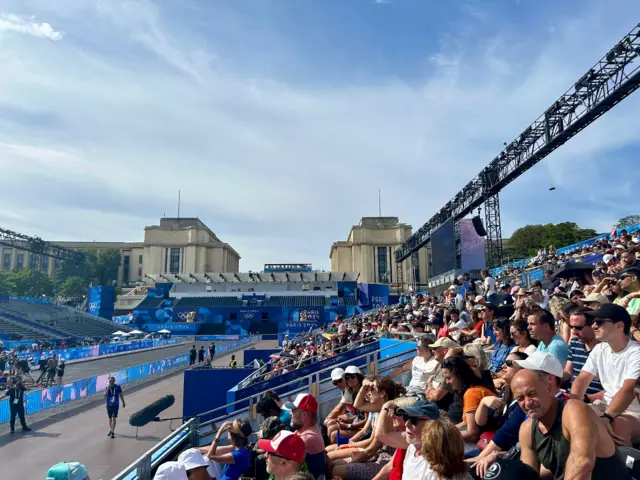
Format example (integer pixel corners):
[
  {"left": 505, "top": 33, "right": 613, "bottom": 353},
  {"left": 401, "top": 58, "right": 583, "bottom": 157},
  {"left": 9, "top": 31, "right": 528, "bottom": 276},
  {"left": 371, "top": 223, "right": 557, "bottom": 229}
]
[{"left": 104, "top": 376, "right": 125, "bottom": 438}]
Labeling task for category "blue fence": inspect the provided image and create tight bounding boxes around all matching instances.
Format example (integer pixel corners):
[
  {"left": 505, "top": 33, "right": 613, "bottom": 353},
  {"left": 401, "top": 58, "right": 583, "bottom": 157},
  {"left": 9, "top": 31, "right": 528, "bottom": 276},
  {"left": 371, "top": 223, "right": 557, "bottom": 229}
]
[
  {"left": 0, "top": 352, "right": 190, "bottom": 425},
  {"left": 14, "top": 338, "right": 183, "bottom": 362},
  {"left": 0, "top": 336, "right": 258, "bottom": 426}
]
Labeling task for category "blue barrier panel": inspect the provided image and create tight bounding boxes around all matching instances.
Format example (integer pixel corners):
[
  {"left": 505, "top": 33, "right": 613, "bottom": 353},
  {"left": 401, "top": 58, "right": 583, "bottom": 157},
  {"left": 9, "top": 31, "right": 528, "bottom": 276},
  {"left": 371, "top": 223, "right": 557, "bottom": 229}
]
[
  {"left": 16, "top": 338, "right": 182, "bottom": 362},
  {"left": 197, "top": 335, "right": 241, "bottom": 341},
  {"left": 183, "top": 368, "right": 250, "bottom": 423},
  {"left": 244, "top": 349, "right": 280, "bottom": 366},
  {"left": 379, "top": 338, "right": 417, "bottom": 359},
  {"left": 261, "top": 334, "right": 278, "bottom": 341}
]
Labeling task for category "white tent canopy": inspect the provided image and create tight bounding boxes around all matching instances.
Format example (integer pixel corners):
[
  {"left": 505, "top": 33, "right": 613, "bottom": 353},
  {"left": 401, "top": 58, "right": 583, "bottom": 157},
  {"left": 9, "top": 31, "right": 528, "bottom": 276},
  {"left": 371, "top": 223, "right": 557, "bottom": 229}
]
[
  {"left": 120, "top": 332, "right": 131, "bottom": 336},
  {"left": 158, "top": 329, "right": 171, "bottom": 334},
  {"left": 129, "top": 330, "right": 143, "bottom": 334},
  {"left": 112, "top": 331, "right": 126, "bottom": 336}
]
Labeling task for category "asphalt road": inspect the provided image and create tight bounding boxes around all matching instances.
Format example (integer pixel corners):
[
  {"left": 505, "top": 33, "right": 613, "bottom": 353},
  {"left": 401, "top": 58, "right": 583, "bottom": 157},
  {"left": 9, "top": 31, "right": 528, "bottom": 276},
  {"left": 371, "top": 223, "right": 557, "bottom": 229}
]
[{"left": 58, "top": 341, "right": 226, "bottom": 382}]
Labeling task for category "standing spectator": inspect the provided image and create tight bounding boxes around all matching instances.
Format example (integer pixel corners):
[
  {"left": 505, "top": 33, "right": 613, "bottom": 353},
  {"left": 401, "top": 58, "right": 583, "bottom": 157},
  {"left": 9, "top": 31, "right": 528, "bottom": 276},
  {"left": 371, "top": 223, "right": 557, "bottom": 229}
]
[
  {"left": 571, "top": 304, "right": 640, "bottom": 446},
  {"left": 198, "top": 346, "right": 205, "bottom": 363},
  {"left": 4, "top": 376, "right": 30, "bottom": 434},
  {"left": 208, "top": 343, "right": 216, "bottom": 363},
  {"left": 104, "top": 376, "right": 125, "bottom": 438},
  {"left": 562, "top": 308, "right": 603, "bottom": 398},
  {"left": 527, "top": 309, "right": 569, "bottom": 367},
  {"left": 46, "top": 356, "right": 57, "bottom": 387},
  {"left": 0, "top": 352, "right": 6, "bottom": 373},
  {"left": 481, "top": 270, "right": 498, "bottom": 305},
  {"left": 189, "top": 345, "right": 197, "bottom": 366},
  {"left": 56, "top": 359, "right": 66, "bottom": 386}
]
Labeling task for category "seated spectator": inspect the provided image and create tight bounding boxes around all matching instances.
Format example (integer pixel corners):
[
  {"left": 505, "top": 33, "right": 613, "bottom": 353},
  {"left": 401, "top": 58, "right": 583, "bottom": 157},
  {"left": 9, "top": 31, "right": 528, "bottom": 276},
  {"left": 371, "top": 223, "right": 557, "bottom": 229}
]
[
  {"left": 527, "top": 309, "right": 569, "bottom": 367},
  {"left": 478, "top": 304, "right": 498, "bottom": 346},
  {"left": 263, "top": 390, "right": 292, "bottom": 427},
  {"left": 488, "top": 319, "right": 517, "bottom": 374},
  {"left": 325, "top": 368, "right": 355, "bottom": 442},
  {"left": 393, "top": 334, "right": 439, "bottom": 399},
  {"left": 459, "top": 308, "right": 483, "bottom": 344},
  {"left": 284, "top": 393, "right": 326, "bottom": 478},
  {"left": 376, "top": 399, "right": 441, "bottom": 479},
  {"left": 571, "top": 304, "right": 640, "bottom": 446},
  {"left": 514, "top": 351, "right": 567, "bottom": 400},
  {"left": 371, "top": 396, "right": 418, "bottom": 480},
  {"left": 258, "top": 430, "right": 306, "bottom": 480},
  {"left": 46, "top": 462, "right": 91, "bottom": 480},
  {"left": 442, "top": 356, "right": 497, "bottom": 446},
  {"left": 466, "top": 352, "right": 528, "bottom": 475},
  {"left": 509, "top": 319, "right": 537, "bottom": 356},
  {"left": 178, "top": 449, "right": 215, "bottom": 480},
  {"left": 426, "top": 338, "right": 460, "bottom": 411},
  {"left": 461, "top": 343, "right": 494, "bottom": 389},
  {"left": 330, "top": 366, "right": 366, "bottom": 440},
  {"left": 562, "top": 307, "right": 603, "bottom": 399},
  {"left": 198, "top": 419, "right": 252, "bottom": 480},
  {"left": 513, "top": 369, "right": 631, "bottom": 480},
  {"left": 154, "top": 461, "right": 187, "bottom": 479},
  {"left": 329, "top": 375, "right": 406, "bottom": 479},
  {"left": 421, "top": 418, "right": 473, "bottom": 480},
  {"left": 618, "top": 268, "right": 640, "bottom": 315}
]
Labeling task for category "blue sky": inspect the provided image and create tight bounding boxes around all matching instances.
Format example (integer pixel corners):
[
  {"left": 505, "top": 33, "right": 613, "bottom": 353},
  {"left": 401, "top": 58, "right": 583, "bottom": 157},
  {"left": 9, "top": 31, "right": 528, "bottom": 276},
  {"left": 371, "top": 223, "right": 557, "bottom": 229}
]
[{"left": 0, "top": 0, "right": 639, "bottom": 271}]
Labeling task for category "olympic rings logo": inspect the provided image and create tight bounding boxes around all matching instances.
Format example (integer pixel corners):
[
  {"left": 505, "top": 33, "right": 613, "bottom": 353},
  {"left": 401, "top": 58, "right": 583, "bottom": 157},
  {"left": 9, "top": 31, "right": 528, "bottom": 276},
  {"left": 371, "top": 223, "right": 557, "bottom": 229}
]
[
  {"left": 88, "top": 302, "right": 98, "bottom": 311},
  {"left": 177, "top": 311, "right": 191, "bottom": 321}
]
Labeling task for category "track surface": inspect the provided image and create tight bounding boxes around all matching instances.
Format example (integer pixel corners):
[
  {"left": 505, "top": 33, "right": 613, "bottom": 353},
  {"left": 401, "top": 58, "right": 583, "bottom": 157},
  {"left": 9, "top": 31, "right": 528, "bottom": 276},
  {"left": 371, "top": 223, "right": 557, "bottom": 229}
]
[{"left": 0, "top": 340, "right": 276, "bottom": 480}]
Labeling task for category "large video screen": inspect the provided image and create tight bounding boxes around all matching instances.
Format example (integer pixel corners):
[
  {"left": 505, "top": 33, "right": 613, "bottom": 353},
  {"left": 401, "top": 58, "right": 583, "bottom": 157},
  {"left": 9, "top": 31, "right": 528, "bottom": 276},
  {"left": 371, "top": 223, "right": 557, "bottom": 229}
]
[
  {"left": 431, "top": 218, "right": 456, "bottom": 277},
  {"left": 460, "top": 218, "right": 486, "bottom": 270}
]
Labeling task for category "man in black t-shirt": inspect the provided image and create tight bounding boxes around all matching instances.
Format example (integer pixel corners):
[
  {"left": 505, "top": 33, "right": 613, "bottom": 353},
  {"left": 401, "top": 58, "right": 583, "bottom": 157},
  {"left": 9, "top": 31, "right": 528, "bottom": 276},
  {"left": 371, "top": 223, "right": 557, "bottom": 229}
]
[
  {"left": 188, "top": 345, "right": 197, "bottom": 365},
  {"left": 4, "top": 377, "right": 31, "bottom": 434}
]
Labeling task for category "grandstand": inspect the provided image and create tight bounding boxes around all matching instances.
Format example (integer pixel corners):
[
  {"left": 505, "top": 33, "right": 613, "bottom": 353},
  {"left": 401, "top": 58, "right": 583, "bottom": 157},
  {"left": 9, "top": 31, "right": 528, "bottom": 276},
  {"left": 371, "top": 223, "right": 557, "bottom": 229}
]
[
  {"left": 0, "top": 299, "right": 133, "bottom": 338},
  {"left": 0, "top": 315, "right": 58, "bottom": 340},
  {"left": 145, "top": 271, "right": 358, "bottom": 285}
]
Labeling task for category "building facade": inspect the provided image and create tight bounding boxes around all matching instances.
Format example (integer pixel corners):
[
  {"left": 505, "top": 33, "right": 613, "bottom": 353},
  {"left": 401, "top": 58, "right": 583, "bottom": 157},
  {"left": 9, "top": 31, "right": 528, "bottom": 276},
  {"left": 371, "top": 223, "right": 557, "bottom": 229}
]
[
  {"left": 330, "top": 217, "right": 430, "bottom": 289},
  {"left": 0, "top": 218, "right": 241, "bottom": 286}
]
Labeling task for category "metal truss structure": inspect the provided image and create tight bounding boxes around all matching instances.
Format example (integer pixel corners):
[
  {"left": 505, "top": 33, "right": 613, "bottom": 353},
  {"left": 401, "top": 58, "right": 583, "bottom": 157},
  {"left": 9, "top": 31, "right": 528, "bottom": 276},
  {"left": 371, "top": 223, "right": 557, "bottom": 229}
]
[
  {"left": 0, "top": 227, "right": 85, "bottom": 265},
  {"left": 395, "top": 23, "right": 640, "bottom": 266}
]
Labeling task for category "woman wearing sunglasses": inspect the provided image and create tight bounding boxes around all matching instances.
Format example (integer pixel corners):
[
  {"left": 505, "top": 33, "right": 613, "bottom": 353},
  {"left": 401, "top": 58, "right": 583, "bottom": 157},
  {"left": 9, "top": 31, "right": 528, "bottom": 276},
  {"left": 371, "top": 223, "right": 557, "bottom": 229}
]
[
  {"left": 328, "top": 375, "right": 406, "bottom": 479},
  {"left": 327, "top": 366, "right": 366, "bottom": 443},
  {"left": 325, "top": 368, "right": 360, "bottom": 443}
]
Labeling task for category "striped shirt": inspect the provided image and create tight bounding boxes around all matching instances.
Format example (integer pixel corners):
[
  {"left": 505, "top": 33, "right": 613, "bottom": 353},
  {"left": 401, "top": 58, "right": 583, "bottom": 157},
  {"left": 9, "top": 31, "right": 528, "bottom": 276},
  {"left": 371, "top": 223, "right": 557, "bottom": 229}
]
[{"left": 567, "top": 338, "right": 603, "bottom": 395}]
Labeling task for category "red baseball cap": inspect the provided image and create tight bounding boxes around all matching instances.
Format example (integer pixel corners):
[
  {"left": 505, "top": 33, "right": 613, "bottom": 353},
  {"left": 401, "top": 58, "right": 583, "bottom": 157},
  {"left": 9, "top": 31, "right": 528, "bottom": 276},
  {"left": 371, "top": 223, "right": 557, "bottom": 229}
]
[
  {"left": 283, "top": 393, "right": 318, "bottom": 413},
  {"left": 257, "top": 430, "right": 306, "bottom": 464}
]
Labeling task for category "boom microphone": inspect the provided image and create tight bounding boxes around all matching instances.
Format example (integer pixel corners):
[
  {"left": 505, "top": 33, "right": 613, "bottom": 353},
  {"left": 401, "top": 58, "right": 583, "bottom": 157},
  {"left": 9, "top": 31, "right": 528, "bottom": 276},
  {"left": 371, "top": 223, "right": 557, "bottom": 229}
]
[{"left": 129, "top": 394, "right": 176, "bottom": 427}]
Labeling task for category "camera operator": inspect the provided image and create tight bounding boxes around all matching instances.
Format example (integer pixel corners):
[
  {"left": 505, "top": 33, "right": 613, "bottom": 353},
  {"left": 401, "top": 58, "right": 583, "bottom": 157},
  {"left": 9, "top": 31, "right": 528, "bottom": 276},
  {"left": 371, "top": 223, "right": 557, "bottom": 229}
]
[
  {"left": 45, "top": 356, "right": 57, "bottom": 387},
  {"left": 56, "top": 359, "right": 66, "bottom": 386},
  {"left": 3, "top": 376, "right": 31, "bottom": 434}
]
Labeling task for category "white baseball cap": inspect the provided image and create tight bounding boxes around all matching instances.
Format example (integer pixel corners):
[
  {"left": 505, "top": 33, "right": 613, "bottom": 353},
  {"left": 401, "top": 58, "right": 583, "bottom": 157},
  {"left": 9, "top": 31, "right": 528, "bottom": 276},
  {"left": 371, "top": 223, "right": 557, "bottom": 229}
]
[
  {"left": 514, "top": 351, "right": 563, "bottom": 378},
  {"left": 331, "top": 367, "right": 345, "bottom": 381},
  {"left": 153, "top": 462, "right": 187, "bottom": 480},
  {"left": 177, "top": 448, "right": 209, "bottom": 472},
  {"left": 344, "top": 365, "right": 361, "bottom": 375}
]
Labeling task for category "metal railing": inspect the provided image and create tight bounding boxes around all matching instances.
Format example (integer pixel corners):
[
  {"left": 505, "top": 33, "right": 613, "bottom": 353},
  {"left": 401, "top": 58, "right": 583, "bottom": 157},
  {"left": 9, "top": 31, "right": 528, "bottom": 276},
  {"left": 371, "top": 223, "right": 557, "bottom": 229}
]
[{"left": 112, "top": 332, "right": 420, "bottom": 480}]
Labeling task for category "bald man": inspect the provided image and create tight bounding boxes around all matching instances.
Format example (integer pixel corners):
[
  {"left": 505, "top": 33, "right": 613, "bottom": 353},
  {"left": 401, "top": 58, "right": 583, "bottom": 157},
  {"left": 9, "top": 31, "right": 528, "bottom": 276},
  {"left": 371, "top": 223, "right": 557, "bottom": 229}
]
[{"left": 512, "top": 369, "right": 630, "bottom": 480}]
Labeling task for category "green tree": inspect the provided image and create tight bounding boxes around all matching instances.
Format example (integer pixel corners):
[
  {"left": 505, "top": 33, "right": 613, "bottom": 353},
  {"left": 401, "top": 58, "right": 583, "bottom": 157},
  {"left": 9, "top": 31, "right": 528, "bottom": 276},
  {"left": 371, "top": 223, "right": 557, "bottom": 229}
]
[
  {"left": 9, "top": 268, "right": 54, "bottom": 297},
  {"left": 615, "top": 215, "right": 640, "bottom": 229},
  {"left": 0, "top": 271, "right": 16, "bottom": 294},
  {"left": 54, "top": 247, "right": 122, "bottom": 291},
  {"left": 59, "top": 276, "right": 88, "bottom": 297},
  {"left": 505, "top": 222, "right": 598, "bottom": 258}
]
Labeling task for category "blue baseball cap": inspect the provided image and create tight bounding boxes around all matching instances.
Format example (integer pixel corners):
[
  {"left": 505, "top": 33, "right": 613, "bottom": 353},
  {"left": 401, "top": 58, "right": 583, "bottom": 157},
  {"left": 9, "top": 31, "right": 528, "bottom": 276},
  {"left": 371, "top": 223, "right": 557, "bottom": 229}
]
[
  {"left": 46, "top": 462, "right": 90, "bottom": 480},
  {"left": 396, "top": 400, "right": 440, "bottom": 420}
]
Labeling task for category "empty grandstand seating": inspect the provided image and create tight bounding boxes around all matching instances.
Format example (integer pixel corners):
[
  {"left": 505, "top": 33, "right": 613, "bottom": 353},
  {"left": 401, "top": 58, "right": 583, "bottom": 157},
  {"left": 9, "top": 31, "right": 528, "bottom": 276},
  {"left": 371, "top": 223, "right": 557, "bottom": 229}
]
[
  {"left": 173, "top": 296, "right": 243, "bottom": 308},
  {"left": 0, "top": 315, "right": 59, "bottom": 340},
  {"left": 261, "top": 295, "right": 327, "bottom": 307},
  {"left": 136, "top": 297, "right": 166, "bottom": 309},
  {"left": 0, "top": 301, "right": 132, "bottom": 338},
  {"left": 143, "top": 271, "right": 359, "bottom": 284}
]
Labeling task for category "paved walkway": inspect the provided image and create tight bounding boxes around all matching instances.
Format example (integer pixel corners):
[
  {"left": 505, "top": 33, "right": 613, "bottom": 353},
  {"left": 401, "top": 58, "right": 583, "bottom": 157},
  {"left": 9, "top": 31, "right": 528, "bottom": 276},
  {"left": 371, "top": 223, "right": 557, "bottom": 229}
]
[{"left": 0, "top": 340, "right": 276, "bottom": 480}]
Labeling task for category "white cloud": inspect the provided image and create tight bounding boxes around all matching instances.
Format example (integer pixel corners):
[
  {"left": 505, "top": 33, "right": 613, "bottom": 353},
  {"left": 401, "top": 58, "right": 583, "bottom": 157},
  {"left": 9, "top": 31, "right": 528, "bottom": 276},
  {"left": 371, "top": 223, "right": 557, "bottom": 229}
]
[
  {"left": 0, "top": 13, "right": 63, "bottom": 41},
  {"left": 0, "top": 1, "right": 639, "bottom": 271}
]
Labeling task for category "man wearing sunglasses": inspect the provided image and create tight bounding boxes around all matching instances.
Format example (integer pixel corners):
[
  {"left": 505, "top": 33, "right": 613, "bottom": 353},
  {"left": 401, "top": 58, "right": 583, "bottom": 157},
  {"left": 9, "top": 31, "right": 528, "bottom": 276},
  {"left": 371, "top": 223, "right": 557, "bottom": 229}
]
[
  {"left": 570, "top": 303, "right": 640, "bottom": 447},
  {"left": 377, "top": 400, "right": 440, "bottom": 479},
  {"left": 258, "top": 430, "right": 306, "bottom": 480},
  {"left": 562, "top": 308, "right": 603, "bottom": 399}
]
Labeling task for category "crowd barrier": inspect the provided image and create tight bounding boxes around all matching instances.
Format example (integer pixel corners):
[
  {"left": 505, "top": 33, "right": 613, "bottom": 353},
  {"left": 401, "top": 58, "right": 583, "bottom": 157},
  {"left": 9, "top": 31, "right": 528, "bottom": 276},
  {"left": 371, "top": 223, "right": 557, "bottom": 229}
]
[
  {"left": 196, "top": 335, "right": 240, "bottom": 341},
  {"left": 14, "top": 338, "right": 183, "bottom": 362},
  {"left": 0, "top": 336, "right": 259, "bottom": 426}
]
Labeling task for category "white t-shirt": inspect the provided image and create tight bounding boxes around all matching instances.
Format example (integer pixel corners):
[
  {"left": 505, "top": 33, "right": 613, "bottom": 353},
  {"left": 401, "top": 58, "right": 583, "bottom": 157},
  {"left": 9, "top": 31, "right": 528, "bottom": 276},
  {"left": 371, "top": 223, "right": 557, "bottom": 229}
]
[
  {"left": 448, "top": 319, "right": 468, "bottom": 342},
  {"left": 582, "top": 340, "right": 640, "bottom": 413},
  {"left": 408, "top": 357, "right": 440, "bottom": 393},
  {"left": 402, "top": 444, "right": 438, "bottom": 480},
  {"left": 484, "top": 277, "right": 497, "bottom": 296},
  {"left": 524, "top": 344, "right": 538, "bottom": 356},
  {"left": 340, "top": 389, "right": 354, "bottom": 405}
]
